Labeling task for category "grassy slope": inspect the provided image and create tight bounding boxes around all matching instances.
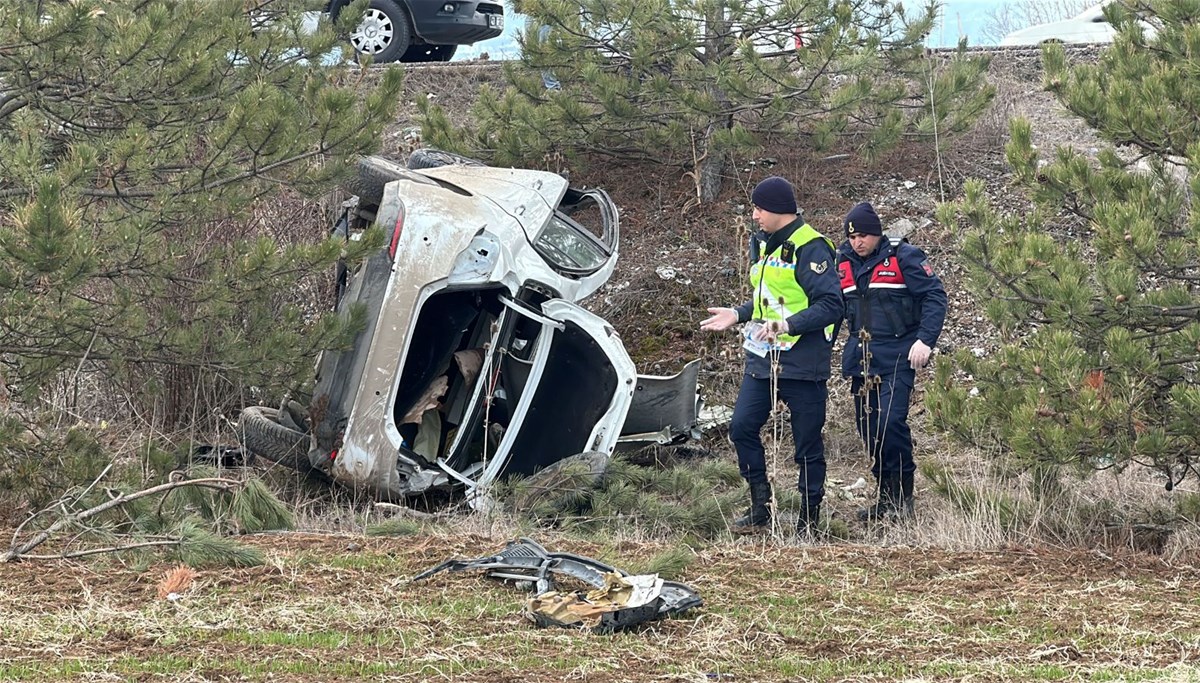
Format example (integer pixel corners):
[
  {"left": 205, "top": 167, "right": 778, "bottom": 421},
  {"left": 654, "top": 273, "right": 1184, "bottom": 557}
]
[{"left": 2, "top": 532, "right": 1199, "bottom": 681}]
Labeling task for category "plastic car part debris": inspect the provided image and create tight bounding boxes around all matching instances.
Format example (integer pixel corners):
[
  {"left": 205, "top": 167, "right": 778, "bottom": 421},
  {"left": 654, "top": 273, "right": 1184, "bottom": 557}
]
[
  {"left": 526, "top": 572, "right": 665, "bottom": 633},
  {"left": 412, "top": 537, "right": 703, "bottom": 632},
  {"left": 190, "top": 444, "right": 253, "bottom": 467}
]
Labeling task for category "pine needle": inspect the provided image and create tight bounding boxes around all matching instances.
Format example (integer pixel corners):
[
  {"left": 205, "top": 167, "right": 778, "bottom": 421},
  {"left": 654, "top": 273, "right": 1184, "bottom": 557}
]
[{"left": 156, "top": 564, "right": 197, "bottom": 600}]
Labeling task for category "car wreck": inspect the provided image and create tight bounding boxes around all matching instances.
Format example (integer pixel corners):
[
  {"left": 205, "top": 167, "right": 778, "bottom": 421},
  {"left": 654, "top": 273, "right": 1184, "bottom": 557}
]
[
  {"left": 238, "top": 151, "right": 702, "bottom": 503},
  {"left": 413, "top": 537, "right": 704, "bottom": 633}
]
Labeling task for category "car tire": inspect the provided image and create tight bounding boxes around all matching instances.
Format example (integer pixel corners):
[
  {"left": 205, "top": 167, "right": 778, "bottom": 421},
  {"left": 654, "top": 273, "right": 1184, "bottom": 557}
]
[
  {"left": 238, "top": 406, "right": 312, "bottom": 471},
  {"left": 405, "top": 148, "right": 485, "bottom": 170},
  {"left": 345, "top": 155, "right": 411, "bottom": 205},
  {"left": 400, "top": 44, "right": 457, "bottom": 62},
  {"left": 349, "top": 0, "right": 412, "bottom": 64}
]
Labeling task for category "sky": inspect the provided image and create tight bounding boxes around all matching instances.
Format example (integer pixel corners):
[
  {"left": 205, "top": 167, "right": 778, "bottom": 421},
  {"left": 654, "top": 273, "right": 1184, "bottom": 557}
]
[{"left": 454, "top": 0, "right": 1005, "bottom": 61}]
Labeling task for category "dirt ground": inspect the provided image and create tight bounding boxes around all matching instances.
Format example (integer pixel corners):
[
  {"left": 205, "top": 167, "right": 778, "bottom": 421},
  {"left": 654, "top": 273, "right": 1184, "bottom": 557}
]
[{"left": 2, "top": 532, "right": 1200, "bottom": 681}]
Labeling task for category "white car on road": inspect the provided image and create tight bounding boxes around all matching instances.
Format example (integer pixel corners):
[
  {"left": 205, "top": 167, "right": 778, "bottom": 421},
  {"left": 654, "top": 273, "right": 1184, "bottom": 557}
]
[{"left": 999, "top": 1, "right": 1153, "bottom": 45}]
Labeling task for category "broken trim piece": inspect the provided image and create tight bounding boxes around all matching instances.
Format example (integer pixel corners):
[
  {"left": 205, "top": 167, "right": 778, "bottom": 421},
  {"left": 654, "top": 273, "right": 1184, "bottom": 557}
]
[{"left": 412, "top": 537, "right": 703, "bottom": 632}]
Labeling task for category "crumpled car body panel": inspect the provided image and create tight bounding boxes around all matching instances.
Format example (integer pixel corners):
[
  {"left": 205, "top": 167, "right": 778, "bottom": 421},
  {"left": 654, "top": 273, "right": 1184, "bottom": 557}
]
[{"left": 307, "top": 158, "right": 699, "bottom": 500}]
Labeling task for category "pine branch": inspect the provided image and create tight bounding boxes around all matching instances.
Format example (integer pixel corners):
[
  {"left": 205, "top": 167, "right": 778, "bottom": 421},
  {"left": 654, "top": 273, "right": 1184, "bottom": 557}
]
[{"left": 3, "top": 476, "right": 243, "bottom": 562}]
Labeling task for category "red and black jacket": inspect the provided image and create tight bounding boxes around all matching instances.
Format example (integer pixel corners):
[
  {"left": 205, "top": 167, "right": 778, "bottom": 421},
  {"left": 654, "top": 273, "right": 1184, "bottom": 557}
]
[{"left": 835, "top": 238, "right": 947, "bottom": 377}]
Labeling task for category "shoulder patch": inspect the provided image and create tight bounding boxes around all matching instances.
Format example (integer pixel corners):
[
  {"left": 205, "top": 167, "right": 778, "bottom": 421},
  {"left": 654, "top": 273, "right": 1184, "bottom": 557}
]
[
  {"left": 810, "top": 260, "right": 829, "bottom": 274},
  {"left": 921, "top": 259, "right": 934, "bottom": 276}
]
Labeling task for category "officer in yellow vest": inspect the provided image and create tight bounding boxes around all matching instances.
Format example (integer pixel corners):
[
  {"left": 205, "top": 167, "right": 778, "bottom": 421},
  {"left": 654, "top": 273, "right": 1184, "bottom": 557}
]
[{"left": 700, "top": 176, "right": 842, "bottom": 536}]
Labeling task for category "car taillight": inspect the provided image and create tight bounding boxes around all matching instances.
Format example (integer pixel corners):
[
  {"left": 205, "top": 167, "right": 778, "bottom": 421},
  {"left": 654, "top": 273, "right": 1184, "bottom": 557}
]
[{"left": 388, "top": 203, "right": 406, "bottom": 260}]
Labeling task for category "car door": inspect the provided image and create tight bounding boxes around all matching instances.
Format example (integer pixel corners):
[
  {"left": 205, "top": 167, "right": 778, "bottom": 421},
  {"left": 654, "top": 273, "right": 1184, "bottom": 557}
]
[{"left": 442, "top": 298, "right": 637, "bottom": 501}]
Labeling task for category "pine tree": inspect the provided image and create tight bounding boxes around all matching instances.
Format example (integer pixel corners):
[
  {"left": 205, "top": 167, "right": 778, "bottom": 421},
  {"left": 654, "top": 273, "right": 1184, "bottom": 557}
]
[
  {"left": 420, "top": 0, "right": 993, "bottom": 203},
  {"left": 929, "top": 0, "right": 1200, "bottom": 490},
  {"left": 0, "top": 0, "right": 401, "bottom": 425}
]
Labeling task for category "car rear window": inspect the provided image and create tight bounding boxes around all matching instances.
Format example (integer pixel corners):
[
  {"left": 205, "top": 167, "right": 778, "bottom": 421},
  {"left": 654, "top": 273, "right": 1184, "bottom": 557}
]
[{"left": 534, "top": 215, "right": 609, "bottom": 274}]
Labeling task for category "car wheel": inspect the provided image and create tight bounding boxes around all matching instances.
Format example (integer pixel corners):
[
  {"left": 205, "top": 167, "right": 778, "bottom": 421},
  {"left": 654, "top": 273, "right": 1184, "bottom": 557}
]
[
  {"left": 405, "top": 148, "right": 485, "bottom": 170},
  {"left": 349, "top": 0, "right": 412, "bottom": 64},
  {"left": 400, "top": 44, "right": 457, "bottom": 62},
  {"left": 344, "top": 155, "right": 411, "bottom": 205},
  {"left": 238, "top": 406, "right": 312, "bottom": 471}
]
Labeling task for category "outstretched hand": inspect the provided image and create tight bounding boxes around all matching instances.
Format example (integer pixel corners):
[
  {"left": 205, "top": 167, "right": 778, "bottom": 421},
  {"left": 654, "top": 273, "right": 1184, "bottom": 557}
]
[{"left": 700, "top": 307, "right": 738, "bottom": 332}]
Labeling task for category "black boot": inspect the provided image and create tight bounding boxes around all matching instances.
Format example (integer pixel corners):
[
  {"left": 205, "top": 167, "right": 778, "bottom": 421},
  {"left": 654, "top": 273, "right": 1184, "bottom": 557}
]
[
  {"left": 900, "top": 471, "right": 915, "bottom": 519},
  {"left": 797, "top": 503, "right": 822, "bottom": 538},
  {"left": 858, "top": 474, "right": 902, "bottom": 522},
  {"left": 733, "top": 480, "right": 772, "bottom": 532}
]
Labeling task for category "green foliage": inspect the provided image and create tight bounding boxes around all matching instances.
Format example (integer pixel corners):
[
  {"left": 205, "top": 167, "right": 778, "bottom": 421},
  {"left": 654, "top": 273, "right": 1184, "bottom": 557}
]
[
  {"left": 502, "top": 452, "right": 748, "bottom": 538},
  {"left": 94, "top": 466, "right": 291, "bottom": 537},
  {"left": 175, "top": 519, "right": 264, "bottom": 568},
  {"left": 0, "top": 420, "right": 109, "bottom": 516},
  {"left": 421, "top": 0, "right": 993, "bottom": 201},
  {"left": 1173, "top": 491, "right": 1200, "bottom": 521},
  {"left": 0, "top": 0, "right": 401, "bottom": 427},
  {"left": 631, "top": 545, "right": 694, "bottom": 580},
  {"left": 4, "top": 464, "right": 280, "bottom": 566},
  {"left": 930, "top": 0, "right": 1200, "bottom": 488}
]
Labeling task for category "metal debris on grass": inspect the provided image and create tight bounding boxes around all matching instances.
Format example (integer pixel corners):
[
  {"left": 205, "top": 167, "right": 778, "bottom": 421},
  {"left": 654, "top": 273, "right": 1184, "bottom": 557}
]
[{"left": 413, "top": 537, "right": 703, "bottom": 633}]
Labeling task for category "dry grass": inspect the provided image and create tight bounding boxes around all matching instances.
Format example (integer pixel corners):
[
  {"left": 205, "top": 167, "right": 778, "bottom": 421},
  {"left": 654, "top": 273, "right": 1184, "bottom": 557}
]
[{"left": 3, "top": 530, "right": 1200, "bottom": 681}]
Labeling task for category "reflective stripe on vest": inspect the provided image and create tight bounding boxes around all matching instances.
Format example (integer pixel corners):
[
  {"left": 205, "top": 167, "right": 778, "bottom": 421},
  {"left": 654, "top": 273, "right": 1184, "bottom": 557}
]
[
  {"left": 838, "top": 255, "right": 908, "bottom": 294},
  {"left": 750, "top": 224, "right": 835, "bottom": 351}
]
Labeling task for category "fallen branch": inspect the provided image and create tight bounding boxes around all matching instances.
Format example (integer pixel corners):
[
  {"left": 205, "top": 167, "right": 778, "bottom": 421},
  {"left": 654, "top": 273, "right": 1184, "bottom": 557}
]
[
  {"left": 18, "top": 540, "right": 182, "bottom": 561},
  {"left": 3, "top": 477, "right": 244, "bottom": 563}
]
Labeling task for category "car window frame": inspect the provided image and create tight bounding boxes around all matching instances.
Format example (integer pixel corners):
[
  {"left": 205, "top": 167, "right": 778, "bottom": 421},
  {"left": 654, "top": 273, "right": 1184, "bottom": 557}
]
[{"left": 532, "top": 188, "right": 618, "bottom": 277}]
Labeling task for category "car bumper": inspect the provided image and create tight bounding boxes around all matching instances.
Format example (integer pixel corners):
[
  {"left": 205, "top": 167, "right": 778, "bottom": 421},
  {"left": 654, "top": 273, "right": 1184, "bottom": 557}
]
[{"left": 408, "top": 0, "right": 504, "bottom": 45}]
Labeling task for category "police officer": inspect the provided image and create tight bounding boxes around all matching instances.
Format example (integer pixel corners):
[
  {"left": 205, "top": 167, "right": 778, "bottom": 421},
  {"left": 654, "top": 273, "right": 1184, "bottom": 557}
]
[
  {"left": 835, "top": 202, "right": 946, "bottom": 521},
  {"left": 700, "top": 177, "right": 842, "bottom": 535}
]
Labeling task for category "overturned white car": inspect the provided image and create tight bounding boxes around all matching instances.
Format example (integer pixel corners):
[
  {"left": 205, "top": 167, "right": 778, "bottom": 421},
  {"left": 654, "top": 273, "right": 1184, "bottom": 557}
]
[{"left": 239, "top": 151, "right": 701, "bottom": 502}]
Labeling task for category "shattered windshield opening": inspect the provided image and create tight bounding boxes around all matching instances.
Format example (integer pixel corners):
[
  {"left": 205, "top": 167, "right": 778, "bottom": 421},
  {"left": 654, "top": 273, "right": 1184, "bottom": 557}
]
[{"left": 533, "top": 214, "right": 609, "bottom": 274}]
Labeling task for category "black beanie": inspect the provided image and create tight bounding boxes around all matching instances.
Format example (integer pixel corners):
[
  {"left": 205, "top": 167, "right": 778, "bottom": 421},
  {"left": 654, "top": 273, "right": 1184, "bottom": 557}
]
[
  {"left": 844, "top": 202, "right": 882, "bottom": 237},
  {"left": 751, "top": 176, "right": 798, "bottom": 215}
]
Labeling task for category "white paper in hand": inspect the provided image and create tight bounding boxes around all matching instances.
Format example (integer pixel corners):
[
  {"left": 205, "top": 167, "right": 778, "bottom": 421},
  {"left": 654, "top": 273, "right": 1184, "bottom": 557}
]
[{"left": 742, "top": 322, "right": 769, "bottom": 357}]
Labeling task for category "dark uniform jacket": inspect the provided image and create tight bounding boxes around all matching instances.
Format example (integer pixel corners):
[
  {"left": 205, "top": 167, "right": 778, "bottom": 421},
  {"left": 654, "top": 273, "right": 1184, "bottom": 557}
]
[
  {"left": 836, "top": 238, "right": 947, "bottom": 378},
  {"left": 734, "top": 218, "right": 842, "bottom": 382}
]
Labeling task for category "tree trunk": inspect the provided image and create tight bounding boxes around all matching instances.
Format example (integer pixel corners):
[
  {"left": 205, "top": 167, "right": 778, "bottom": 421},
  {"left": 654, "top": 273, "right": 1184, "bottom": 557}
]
[
  {"left": 696, "top": 6, "right": 733, "bottom": 205},
  {"left": 698, "top": 141, "right": 726, "bottom": 203}
]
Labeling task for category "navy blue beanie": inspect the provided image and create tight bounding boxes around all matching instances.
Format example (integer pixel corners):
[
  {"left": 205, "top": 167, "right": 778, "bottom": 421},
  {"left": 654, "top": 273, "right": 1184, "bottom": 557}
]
[
  {"left": 844, "top": 202, "right": 882, "bottom": 237},
  {"left": 751, "top": 176, "right": 798, "bottom": 215}
]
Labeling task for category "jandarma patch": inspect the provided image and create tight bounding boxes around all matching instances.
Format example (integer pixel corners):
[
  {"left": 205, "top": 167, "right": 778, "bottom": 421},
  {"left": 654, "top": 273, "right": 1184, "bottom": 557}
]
[
  {"left": 810, "top": 260, "right": 828, "bottom": 274},
  {"left": 921, "top": 259, "right": 934, "bottom": 276}
]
